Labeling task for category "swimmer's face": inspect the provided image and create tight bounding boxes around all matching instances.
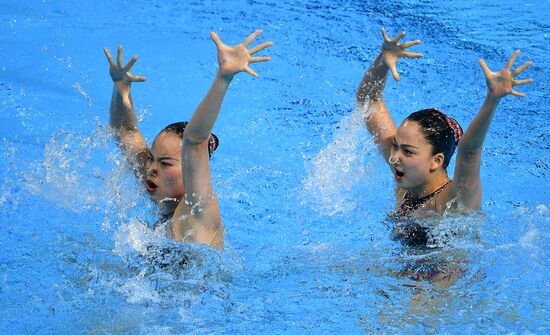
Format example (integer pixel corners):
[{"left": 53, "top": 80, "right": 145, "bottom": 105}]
[
  {"left": 390, "top": 121, "right": 441, "bottom": 192},
  {"left": 145, "top": 132, "right": 184, "bottom": 207}
]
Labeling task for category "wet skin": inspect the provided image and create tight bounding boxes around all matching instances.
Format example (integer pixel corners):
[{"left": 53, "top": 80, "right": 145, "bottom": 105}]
[
  {"left": 146, "top": 132, "right": 184, "bottom": 213},
  {"left": 390, "top": 120, "right": 443, "bottom": 197}
]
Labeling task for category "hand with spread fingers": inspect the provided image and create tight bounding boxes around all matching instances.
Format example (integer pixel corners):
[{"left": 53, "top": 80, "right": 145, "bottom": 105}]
[
  {"left": 103, "top": 45, "right": 147, "bottom": 97},
  {"left": 210, "top": 29, "right": 273, "bottom": 79},
  {"left": 380, "top": 28, "right": 423, "bottom": 81},
  {"left": 479, "top": 50, "right": 533, "bottom": 100}
]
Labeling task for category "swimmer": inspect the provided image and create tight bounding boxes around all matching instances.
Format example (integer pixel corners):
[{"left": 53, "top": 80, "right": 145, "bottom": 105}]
[
  {"left": 356, "top": 28, "right": 533, "bottom": 218},
  {"left": 104, "top": 30, "right": 272, "bottom": 248}
]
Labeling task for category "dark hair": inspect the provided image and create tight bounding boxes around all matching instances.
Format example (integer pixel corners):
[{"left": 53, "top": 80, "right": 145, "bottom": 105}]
[
  {"left": 161, "top": 122, "right": 219, "bottom": 158},
  {"left": 162, "top": 121, "right": 187, "bottom": 138},
  {"left": 405, "top": 108, "right": 463, "bottom": 169}
]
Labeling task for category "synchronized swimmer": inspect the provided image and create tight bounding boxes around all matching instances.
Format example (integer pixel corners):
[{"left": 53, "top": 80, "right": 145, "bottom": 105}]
[
  {"left": 104, "top": 30, "right": 273, "bottom": 248},
  {"left": 105, "top": 28, "right": 532, "bottom": 249},
  {"left": 356, "top": 28, "right": 532, "bottom": 245}
]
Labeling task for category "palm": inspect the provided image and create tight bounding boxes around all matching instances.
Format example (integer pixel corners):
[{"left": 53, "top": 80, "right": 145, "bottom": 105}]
[
  {"left": 381, "top": 38, "right": 402, "bottom": 66},
  {"left": 480, "top": 50, "right": 533, "bottom": 99},
  {"left": 103, "top": 45, "right": 146, "bottom": 87},
  {"left": 486, "top": 70, "right": 513, "bottom": 98},
  {"left": 109, "top": 65, "right": 131, "bottom": 83},
  {"left": 380, "top": 28, "right": 423, "bottom": 81},
  {"left": 211, "top": 30, "right": 272, "bottom": 78},
  {"left": 217, "top": 44, "right": 250, "bottom": 76}
]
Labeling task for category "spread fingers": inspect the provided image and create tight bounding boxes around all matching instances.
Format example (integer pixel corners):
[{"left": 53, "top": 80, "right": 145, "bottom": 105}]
[{"left": 249, "top": 41, "right": 273, "bottom": 55}]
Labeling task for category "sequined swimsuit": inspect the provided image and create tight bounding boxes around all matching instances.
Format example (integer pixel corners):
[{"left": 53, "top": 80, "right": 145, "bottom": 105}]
[
  {"left": 398, "top": 179, "right": 452, "bottom": 216},
  {"left": 391, "top": 180, "right": 452, "bottom": 247}
]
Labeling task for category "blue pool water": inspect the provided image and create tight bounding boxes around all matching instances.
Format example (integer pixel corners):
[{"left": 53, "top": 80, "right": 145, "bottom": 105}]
[{"left": 1, "top": 0, "right": 549, "bottom": 333}]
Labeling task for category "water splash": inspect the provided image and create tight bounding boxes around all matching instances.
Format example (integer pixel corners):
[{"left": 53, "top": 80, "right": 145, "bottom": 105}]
[
  {"left": 302, "top": 105, "right": 378, "bottom": 216},
  {"left": 11, "top": 118, "right": 149, "bottom": 234},
  {"left": 110, "top": 217, "right": 235, "bottom": 310},
  {"left": 72, "top": 82, "right": 92, "bottom": 108}
]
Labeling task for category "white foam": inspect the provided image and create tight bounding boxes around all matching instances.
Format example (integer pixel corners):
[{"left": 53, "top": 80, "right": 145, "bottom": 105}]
[{"left": 302, "top": 105, "right": 377, "bottom": 216}]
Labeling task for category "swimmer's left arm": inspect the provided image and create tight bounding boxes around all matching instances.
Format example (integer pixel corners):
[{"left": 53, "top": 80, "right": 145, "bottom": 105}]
[
  {"left": 172, "top": 30, "right": 272, "bottom": 247},
  {"left": 453, "top": 50, "right": 533, "bottom": 209}
]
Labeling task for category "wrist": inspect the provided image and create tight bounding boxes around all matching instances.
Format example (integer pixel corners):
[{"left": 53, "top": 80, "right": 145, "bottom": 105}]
[
  {"left": 216, "top": 69, "right": 234, "bottom": 83},
  {"left": 114, "top": 82, "right": 131, "bottom": 97},
  {"left": 486, "top": 89, "right": 502, "bottom": 103},
  {"left": 368, "top": 54, "right": 389, "bottom": 82},
  {"left": 375, "top": 52, "right": 390, "bottom": 70}
]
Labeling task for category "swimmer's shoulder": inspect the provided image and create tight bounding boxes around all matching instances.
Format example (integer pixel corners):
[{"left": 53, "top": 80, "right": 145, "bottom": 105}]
[{"left": 435, "top": 183, "right": 455, "bottom": 212}]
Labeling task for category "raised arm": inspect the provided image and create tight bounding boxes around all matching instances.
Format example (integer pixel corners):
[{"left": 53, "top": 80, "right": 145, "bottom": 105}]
[
  {"left": 169, "top": 30, "right": 272, "bottom": 246},
  {"left": 453, "top": 50, "right": 533, "bottom": 210},
  {"left": 103, "top": 45, "right": 149, "bottom": 179},
  {"left": 356, "top": 28, "right": 422, "bottom": 162}
]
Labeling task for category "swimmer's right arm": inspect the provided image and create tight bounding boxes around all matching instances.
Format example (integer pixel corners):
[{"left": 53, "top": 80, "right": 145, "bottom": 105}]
[
  {"left": 356, "top": 28, "right": 422, "bottom": 162},
  {"left": 103, "top": 45, "right": 149, "bottom": 178}
]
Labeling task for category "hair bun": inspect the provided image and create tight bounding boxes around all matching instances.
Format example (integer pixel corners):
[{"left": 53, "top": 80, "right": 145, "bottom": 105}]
[
  {"left": 428, "top": 109, "right": 463, "bottom": 147},
  {"left": 445, "top": 116, "right": 463, "bottom": 147},
  {"left": 208, "top": 133, "right": 219, "bottom": 157}
]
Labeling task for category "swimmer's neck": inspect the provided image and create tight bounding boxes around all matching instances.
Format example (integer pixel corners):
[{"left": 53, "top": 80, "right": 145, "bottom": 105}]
[{"left": 407, "top": 170, "right": 450, "bottom": 199}]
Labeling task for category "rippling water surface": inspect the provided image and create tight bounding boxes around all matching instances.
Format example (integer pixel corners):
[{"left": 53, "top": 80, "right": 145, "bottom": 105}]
[{"left": 1, "top": 0, "right": 549, "bottom": 334}]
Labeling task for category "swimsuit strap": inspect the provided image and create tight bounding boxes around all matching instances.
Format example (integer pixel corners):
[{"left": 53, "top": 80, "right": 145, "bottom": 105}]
[{"left": 400, "top": 179, "right": 452, "bottom": 214}]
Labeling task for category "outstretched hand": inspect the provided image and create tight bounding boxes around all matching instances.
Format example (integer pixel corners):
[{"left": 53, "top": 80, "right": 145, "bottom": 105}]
[
  {"left": 103, "top": 45, "right": 147, "bottom": 95},
  {"left": 210, "top": 29, "right": 273, "bottom": 79},
  {"left": 380, "top": 28, "right": 423, "bottom": 81},
  {"left": 479, "top": 50, "right": 533, "bottom": 100}
]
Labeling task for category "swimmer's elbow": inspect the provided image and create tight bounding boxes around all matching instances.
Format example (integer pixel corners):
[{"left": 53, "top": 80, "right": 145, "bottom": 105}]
[
  {"left": 458, "top": 145, "right": 481, "bottom": 158},
  {"left": 457, "top": 137, "right": 484, "bottom": 158},
  {"left": 183, "top": 137, "right": 209, "bottom": 157},
  {"left": 110, "top": 124, "right": 137, "bottom": 141},
  {"left": 183, "top": 129, "right": 210, "bottom": 146}
]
